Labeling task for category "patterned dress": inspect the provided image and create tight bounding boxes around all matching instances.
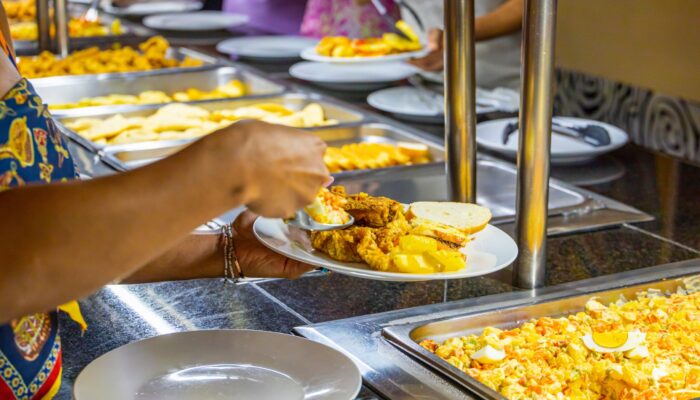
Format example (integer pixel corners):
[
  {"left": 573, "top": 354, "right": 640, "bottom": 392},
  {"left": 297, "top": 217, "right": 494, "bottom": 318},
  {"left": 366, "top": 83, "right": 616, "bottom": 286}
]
[
  {"left": 0, "top": 30, "right": 78, "bottom": 399},
  {"left": 300, "top": 0, "right": 401, "bottom": 38}
]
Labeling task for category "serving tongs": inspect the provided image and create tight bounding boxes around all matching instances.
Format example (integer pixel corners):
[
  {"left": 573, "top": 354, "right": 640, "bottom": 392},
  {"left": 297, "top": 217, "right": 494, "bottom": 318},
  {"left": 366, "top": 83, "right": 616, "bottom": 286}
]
[
  {"left": 501, "top": 119, "right": 612, "bottom": 147},
  {"left": 370, "top": 0, "right": 423, "bottom": 41},
  {"left": 286, "top": 210, "right": 355, "bottom": 232}
]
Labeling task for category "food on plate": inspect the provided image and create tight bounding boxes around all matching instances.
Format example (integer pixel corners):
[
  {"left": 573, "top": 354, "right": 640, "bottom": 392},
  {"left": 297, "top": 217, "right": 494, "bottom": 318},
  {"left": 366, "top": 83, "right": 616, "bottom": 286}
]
[
  {"left": 305, "top": 188, "right": 351, "bottom": 225},
  {"left": 17, "top": 36, "right": 203, "bottom": 78},
  {"left": 407, "top": 202, "right": 492, "bottom": 248},
  {"left": 10, "top": 18, "right": 123, "bottom": 41},
  {"left": 324, "top": 142, "right": 431, "bottom": 173},
  {"left": 420, "top": 285, "right": 700, "bottom": 400},
  {"left": 65, "top": 102, "right": 337, "bottom": 145},
  {"left": 49, "top": 80, "right": 247, "bottom": 110},
  {"left": 309, "top": 187, "right": 490, "bottom": 273},
  {"left": 315, "top": 20, "right": 421, "bottom": 58}
]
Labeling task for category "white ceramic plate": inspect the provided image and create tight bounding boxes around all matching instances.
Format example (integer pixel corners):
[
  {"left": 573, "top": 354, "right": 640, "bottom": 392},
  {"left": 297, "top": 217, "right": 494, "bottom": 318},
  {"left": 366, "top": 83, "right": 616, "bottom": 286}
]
[
  {"left": 367, "top": 86, "right": 497, "bottom": 124},
  {"left": 74, "top": 330, "right": 361, "bottom": 400},
  {"left": 143, "top": 11, "right": 249, "bottom": 31},
  {"left": 289, "top": 62, "right": 417, "bottom": 91},
  {"left": 477, "top": 117, "right": 629, "bottom": 165},
  {"left": 103, "top": 1, "right": 202, "bottom": 16},
  {"left": 300, "top": 47, "right": 428, "bottom": 64},
  {"left": 253, "top": 217, "right": 517, "bottom": 282},
  {"left": 217, "top": 36, "right": 319, "bottom": 62}
]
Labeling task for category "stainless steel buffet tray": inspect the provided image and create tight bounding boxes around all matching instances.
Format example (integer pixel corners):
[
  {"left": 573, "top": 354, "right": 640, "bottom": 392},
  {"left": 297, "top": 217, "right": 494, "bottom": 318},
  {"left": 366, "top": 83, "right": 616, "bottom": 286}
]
[
  {"left": 383, "top": 272, "right": 700, "bottom": 400},
  {"left": 23, "top": 47, "right": 221, "bottom": 83},
  {"left": 99, "top": 123, "right": 443, "bottom": 172},
  {"left": 38, "top": 65, "right": 286, "bottom": 115},
  {"left": 295, "top": 260, "right": 700, "bottom": 400},
  {"left": 58, "top": 92, "right": 366, "bottom": 153}
]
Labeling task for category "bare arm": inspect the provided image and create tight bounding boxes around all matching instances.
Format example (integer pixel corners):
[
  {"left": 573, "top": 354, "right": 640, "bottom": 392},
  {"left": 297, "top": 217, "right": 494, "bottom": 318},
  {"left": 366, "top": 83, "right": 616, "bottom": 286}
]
[{"left": 0, "top": 120, "right": 328, "bottom": 324}]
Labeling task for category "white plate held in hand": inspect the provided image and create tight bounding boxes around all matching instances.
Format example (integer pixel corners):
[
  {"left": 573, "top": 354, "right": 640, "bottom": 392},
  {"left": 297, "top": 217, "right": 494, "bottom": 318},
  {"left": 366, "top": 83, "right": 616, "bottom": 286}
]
[
  {"left": 253, "top": 217, "right": 518, "bottom": 282},
  {"left": 290, "top": 62, "right": 417, "bottom": 91},
  {"left": 300, "top": 46, "right": 428, "bottom": 64},
  {"left": 74, "top": 330, "right": 361, "bottom": 400}
]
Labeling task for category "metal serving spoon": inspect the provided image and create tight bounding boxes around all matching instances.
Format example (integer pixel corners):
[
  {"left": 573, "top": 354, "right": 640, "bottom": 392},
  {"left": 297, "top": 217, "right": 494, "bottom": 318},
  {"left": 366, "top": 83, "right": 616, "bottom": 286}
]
[{"left": 286, "top": 210, "right": 355, "bottom": 232}]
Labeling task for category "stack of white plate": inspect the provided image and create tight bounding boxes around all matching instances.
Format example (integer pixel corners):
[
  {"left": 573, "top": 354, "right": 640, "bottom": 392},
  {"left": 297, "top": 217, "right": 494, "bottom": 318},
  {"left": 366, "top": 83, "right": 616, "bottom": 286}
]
[
  {"left": 217, "top": 36, "right": 319, "bottom": 63},
  {"left": 289, "top": 62, "right": 418, "bottom": 91},
  {"left": 143, "top": 11, "right": 249, "bottom": 31}
]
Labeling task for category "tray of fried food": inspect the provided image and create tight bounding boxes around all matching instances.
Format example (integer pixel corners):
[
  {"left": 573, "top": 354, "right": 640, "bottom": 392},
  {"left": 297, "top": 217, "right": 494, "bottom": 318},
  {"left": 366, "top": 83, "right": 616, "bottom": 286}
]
[
  {"left": 309, "top": 186, "right": 492, "bottom": 274},
  {"left": 17, "top": 36, "right": 211, "bottom": 78},
  {"left": 11, "top": 15, "right": 124, "bottom": 41},
  {"left": 60, "top": 95, "right": 351, "bottom": 149},
  {"left": 384, "top": 273, "right": 700, "bottom": 400},
  {"left": 35, "top": 66, "right": 284, "bottom": 115}
]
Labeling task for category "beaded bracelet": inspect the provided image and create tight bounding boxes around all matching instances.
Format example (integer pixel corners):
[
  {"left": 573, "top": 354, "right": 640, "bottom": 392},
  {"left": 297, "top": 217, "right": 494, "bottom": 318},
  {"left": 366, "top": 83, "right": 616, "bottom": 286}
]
[{"left": 221, "top": 223, "right": 244, "bottom": 283}]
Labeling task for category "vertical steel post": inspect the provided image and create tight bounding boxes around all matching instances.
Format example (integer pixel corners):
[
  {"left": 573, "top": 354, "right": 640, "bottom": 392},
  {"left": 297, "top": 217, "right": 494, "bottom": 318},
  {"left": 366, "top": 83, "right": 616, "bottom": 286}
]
[
  {"left": 36, "top": 0, "right": 51, "bottom": 52},
  {"left": 54, "top": 0, "right": 70, "bottom": 57},
  {"left": 444, "top": 0, "right": 477, "bottom": 203},
  {"left": 512, "top": 0, "right": 557, "bottom": 289}
]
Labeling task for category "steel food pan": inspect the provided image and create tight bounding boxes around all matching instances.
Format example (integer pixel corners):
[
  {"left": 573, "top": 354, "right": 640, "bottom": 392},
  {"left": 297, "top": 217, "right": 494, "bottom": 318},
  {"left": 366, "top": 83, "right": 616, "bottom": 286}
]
[
  {"left": 22, "top": 47, "right": 221, "bottom": 83},
  {"left": 58, "top": 92, "right": 365, "bottom": 152},
  {"left": 99, "top": 122, "right": 439, "bottom": 172},
  {"left": 39, "top": 66, "right": 286, "bottom": 115},
  {"left": 383, "top": 273, "right": 700, "bottom": 400}
]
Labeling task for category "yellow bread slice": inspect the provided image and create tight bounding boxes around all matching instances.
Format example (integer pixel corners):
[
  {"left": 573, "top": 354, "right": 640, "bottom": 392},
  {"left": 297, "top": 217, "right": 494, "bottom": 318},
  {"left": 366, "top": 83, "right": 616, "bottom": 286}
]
[{"left": 407, "top": 202, "right": 492, "bottom": 237}]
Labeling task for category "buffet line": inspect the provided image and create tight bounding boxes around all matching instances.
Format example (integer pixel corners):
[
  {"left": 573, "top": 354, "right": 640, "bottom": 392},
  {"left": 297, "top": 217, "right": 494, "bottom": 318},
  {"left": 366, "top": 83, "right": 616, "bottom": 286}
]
[{"left": 16, "top": 11, "right": 696, "bottom": 399}]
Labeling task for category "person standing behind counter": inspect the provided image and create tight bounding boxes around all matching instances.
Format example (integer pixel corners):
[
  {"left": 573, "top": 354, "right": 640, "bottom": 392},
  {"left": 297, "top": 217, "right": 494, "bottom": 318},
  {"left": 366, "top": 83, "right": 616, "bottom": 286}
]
[{"left": 405, "top": 0, "right": 523, "bottom": 90}]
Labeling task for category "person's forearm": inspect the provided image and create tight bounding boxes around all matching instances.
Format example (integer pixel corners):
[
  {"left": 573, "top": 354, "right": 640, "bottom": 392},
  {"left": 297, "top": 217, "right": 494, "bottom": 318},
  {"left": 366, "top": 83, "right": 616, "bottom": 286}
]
[
  {"left": 121, "top": 233, "right": 222, "bottom": 284},
  {"left": 0, "top": 129, "right": 251, "bottom": 323},
  {"left": 475, "top": 0, "right": 523, "bottom": 41}
]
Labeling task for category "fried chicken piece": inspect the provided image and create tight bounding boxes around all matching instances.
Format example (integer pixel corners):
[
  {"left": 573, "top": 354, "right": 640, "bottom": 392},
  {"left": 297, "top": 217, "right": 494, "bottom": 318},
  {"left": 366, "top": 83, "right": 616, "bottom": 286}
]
[
  {"left": 338, "top": 191, "right": 404, "bottom": 227},
  {"left": 310, "top": 228, "right": 365, "bottom": 263}
]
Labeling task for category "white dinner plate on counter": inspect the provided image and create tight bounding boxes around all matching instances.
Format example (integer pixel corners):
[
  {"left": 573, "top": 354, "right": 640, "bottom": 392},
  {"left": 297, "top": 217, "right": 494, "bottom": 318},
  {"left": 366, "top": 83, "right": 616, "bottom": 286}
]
[
  {"left": 300, "top": 46, "right": 428, "bottom": 64},
  {"left": 289, "top": 62, "right": 417, "bottom": 91},
  {"left": 103, "top": 1, "right": 202, "bottom": 16},
  {"left": 74, "top": 329, "right": 361, "bottom": 400},
  {"left": 367, "top": 86, "right": 498, "bottom": 124},
  {"left": 253, "top": 217, "right": 517, "bottom": 282},
  {"left": 144, "top": 11, "right": 248, "bottom": 31},
  {"left": 477, "top": 117, "right": 629, "bottom": 165},
  {"left": 217, "top": 36, "right": 319, "bottom": 62}
]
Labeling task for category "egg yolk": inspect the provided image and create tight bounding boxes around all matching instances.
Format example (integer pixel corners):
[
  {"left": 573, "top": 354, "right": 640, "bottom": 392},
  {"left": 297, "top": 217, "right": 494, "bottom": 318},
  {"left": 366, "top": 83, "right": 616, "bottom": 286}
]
[{"left": 592, "top": 330, "right": 629, "bottom": 349}]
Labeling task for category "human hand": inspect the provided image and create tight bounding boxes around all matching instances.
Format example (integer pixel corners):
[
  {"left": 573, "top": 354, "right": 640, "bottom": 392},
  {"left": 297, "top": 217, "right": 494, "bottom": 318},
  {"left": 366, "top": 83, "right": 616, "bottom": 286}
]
[
  {"left": 233, "top": 210, "right": 314, "bottom": 279},
  {"left": 207, "top": 120, "right": 329, "bottom": 218},
  {"left": 407, "top": 28, "right": 444, "bottom": 71}
]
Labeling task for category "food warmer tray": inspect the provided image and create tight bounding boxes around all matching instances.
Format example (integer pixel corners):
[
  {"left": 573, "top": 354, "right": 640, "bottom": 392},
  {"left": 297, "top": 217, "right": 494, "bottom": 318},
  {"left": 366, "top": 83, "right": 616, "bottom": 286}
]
[
  {"left": 38, "top": 65, "right": 287, "bottom": 116},
  {"left": 98, "top": 122, "right": 444, "bottom": 173},
  {"left": 13, "top": 6, "right": 153, "bottom": 56},
  {"left": 56, "top": 92, "right": 366, "bottom": 153},
  {"left": 22, "top": 47, "right": 221, "bottom": 83},
  {"left": 295, "top": 260, "right": 700, "bottom": 400}
]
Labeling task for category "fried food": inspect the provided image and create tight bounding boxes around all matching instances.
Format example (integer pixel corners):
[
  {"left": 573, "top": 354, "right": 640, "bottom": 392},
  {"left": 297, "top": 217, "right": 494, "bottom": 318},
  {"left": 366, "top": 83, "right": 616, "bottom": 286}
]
[
  {"left": 65, "top": 102, "right": 337, "bottom": 146},
  {"left": 5, "top": 0, "right": 37, "bottom": 22},
  {"left": 315, "top": 21, "right": 422, "bottom": 58},
  {"left": 420, "top": 280, "right": 700, "bottom": 400},
  {"left": 11, "top": 18, "right": 123, "bottom": 41},
  {"left": 324, "top": 142, "right": 431, "bottom": 173},
  {"left": 309, "top": 187, "right": 467, "bottom": 273},
  {"left": 305, "top": 188, "right": 351, "bottom": 225},
  {"left": 49, "top": 80, "right": 246, "bottom": 110},
  {"left": 17, "top": 36, "right": 202, "bottom": 78}
]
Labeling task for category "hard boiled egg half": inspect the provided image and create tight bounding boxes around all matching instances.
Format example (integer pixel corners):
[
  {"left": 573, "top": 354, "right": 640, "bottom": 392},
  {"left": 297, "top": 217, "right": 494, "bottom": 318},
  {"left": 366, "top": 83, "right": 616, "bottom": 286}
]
[{"left": 581, "top": 330, "right": 646, "bottom": 353}]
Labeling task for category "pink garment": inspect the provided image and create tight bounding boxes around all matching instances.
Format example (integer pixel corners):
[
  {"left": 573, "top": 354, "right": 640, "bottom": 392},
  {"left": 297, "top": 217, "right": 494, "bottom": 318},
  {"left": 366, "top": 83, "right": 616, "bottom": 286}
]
[
  {"left": 300, "top": 0, "right": 400, "bottom": 38},
  {"left": 223, "top": 0, "right": 307, "bottom": 35}
]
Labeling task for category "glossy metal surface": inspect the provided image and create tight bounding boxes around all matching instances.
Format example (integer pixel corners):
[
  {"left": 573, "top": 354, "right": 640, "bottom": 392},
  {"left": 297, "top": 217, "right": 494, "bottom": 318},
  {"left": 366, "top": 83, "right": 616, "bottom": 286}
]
[
  {"left": 513, "top": 0, "right": 558, "bottom": 289},
  {"left": 296, "top": 260, "right": 700, "bottom": 399},
  {"left": 39, "top": 66, "right": 285, "bottom": 116},
  {"left": 36, "top": 0, "right": 51, "bottom": 52},
  {"left": 444, "top": 0, "right": 477, "bottom": 203},
  {"left": 54, "top": 0, "right": 70, "bottom": 56}
]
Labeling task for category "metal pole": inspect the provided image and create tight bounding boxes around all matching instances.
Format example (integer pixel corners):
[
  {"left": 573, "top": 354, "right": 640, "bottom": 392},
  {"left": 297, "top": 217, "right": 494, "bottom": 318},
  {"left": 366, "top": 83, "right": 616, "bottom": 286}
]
[
  {"left": 54, "top": 0, "right": 70, "bottom": 57},
  {"left": 444, "top": 0, "right": 477, "bottom": 203},
  {"left": 512, "top": 0, "right": 557, "bottom": 289},
  {"left": 36, "top": 0, "right": 51, "bottom": 52}
]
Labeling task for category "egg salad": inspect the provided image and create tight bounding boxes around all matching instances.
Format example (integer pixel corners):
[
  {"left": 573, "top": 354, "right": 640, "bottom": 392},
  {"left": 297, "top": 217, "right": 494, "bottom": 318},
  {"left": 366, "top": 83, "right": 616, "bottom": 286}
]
[{"left": 420, "top": 288, "right": 700, "bottom": 400}]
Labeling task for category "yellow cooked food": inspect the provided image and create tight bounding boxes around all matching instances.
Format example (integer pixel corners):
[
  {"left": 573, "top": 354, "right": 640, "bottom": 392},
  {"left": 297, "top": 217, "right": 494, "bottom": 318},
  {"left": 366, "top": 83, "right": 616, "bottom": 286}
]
[
  {"left": 65, "top": 102, "right": 337, "bottom": 146},
  {"left": 18, "top": 36, "right": 203, "bottom": 78},
  {"left": 11, "top": 18, "right": 123, "bottom": 41},
  {"left": 324, "top": 142, "right": 431, "bottom": 173},
  {"left": 421, "top": 281, "right": 700, "bottom": 400},
  {"left": 316, "top": 20, "right": 421, "bottom": 58},
  {"left": 49, "top": 80, "right": 246, "bottom": 110},
  {"left": 5, "top": 0, "right": 37, "bottom": 22}
]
